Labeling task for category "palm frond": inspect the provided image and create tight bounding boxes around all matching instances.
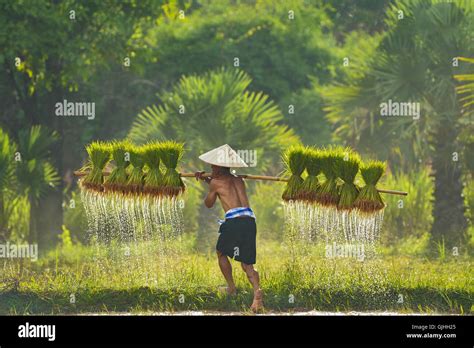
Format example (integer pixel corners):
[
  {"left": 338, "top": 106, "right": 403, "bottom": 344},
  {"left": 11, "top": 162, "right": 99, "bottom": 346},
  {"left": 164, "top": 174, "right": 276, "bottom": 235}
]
[
  {"left": 0, "top": 128, "right": 17, "bottom": 192},
  {"left": 454, "top": 57, "right": 474, "bottom": 114},
  {"left": 16, "top": 126, "right": 60, "bottom": 200},
  {"left": 129, "top": 68, "right": 299, "bottom": 172}
]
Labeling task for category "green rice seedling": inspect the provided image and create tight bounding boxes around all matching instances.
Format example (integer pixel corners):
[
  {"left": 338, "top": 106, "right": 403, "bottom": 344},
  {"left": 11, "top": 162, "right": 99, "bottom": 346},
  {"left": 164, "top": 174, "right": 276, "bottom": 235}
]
[
  {"left": 126, "top": 145, "right": 146, "bottom": 194},
  {"left": 282, "top": 145, "right": 306, "bottom": 201},
  {"left": 83, "top": 141, "right": 111, "bottom": 191},
  {"left": 143, "top": 142, "right": 163, "bottom": 195},
  {"left": 354, "top": 160, "right": 386, "bottom": 212},
  {"left": 317, "top": 146, "right": 344, "bottom": 206},
  {"left": 104, "top": 140, "right": 133, "bottom": 193},
  {"left": 300, "top": 147, "right": 323, "bottom": 201},
  {"left": 159, "top": 140, "right": 185, "bottom": 196},
  {"left": 336, "top": 148, "right": 361, "bottom": 210}
]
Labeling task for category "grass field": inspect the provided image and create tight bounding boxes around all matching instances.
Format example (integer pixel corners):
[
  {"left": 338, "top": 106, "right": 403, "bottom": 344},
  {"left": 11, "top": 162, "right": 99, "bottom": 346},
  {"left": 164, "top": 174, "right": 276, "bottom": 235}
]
[{"left": 0, "top": 235, "right": 472, "bottom": 315}]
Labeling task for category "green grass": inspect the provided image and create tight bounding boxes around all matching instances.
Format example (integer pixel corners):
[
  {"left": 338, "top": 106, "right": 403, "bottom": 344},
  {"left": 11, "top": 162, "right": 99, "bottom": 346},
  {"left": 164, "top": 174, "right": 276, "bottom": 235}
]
[{"left": 0, "top": 238, "right": 472, "bottom": 315}]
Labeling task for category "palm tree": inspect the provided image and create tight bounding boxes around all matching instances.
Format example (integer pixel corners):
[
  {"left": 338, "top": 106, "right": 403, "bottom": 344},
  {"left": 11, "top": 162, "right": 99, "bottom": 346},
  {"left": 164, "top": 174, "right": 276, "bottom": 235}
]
[
  {"left": 129, "top": 68, "right": 298, "bottom": 173},
  {"left": 16, "top": 126, "right": 60, "bottom": 245},
  {"left": 0, "top": 127, "right": 17, "bottom": 241},
  {"left": 323, "top": 0, "right": 473, "bottom": 248}
]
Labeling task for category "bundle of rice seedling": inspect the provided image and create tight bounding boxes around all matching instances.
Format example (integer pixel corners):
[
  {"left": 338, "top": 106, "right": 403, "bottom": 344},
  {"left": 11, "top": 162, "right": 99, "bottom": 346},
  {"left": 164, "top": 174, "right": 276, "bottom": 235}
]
[
  {"left": 142, "top": 142, "right": 164, "bottom": 195},
  {"left": 159, "top": 140, "right": 185, "bottom": 196},
  {"left": 336, "top": 149, "right": 361, "bottom": 210},
  {"left": 82, "top": 141, "right": 111, "bottom": 191},
  {"left": 300, "top": 147, "right": 323, "bottom": 201},
  {"left": 354, "top": 160, "right": 386, "bottom": 212},
  {"left": 104, "top": 140, "right": 132, "bottom": 193},
  {"left": 126, "top": 145, "right": 146, "bottom": 193},
  {"left": 281, "top": 145, "right": 306, "bottom": 201},
  {"left": 317, "top": 146, "right": 344, "bottom": 206}
]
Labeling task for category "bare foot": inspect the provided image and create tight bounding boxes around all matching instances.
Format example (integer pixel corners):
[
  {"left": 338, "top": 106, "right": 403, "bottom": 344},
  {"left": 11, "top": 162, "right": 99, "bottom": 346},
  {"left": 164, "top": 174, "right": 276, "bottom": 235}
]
[
  {"left": 218, "top": 286, "right": 237, "bottom": 296},
  {"left": 250, "top": 289, "right": 264, "bottom": 313}
]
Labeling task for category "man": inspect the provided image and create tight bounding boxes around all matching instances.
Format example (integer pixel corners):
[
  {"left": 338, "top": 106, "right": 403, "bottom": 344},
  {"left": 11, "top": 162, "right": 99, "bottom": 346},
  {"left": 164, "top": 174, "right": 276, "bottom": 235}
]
[{"left": 195, "top": 144, "right": 263, "bottom": 312}]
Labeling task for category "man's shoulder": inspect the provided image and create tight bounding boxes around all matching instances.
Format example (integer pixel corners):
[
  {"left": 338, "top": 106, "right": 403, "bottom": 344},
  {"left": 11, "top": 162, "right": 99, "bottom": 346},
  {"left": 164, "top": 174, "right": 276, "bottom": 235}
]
[
  {"left": 210, "top": 176, "right": 229, "bottom": 187},
  {"left": 213, "top": 174, "right": 241, "bottom": 182},
  {"left": 211, "top": 175, "right": 243, "bottom": 188}
]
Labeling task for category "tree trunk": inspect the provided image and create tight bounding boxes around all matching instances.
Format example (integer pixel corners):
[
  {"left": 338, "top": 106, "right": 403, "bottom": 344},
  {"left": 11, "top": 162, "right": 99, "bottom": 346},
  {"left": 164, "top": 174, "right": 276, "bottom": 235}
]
[
  {"left": 37, "top": 192, "right": 63, "bottom": 250},
  {"left": 28, "top": 199, "right": 38, "bottom": 245},
  {"left": 36, "top": 58, "right": 65, "bottom": 251},
  {"left": 430, "top": 123, "right": 468, "bottom": 249}
]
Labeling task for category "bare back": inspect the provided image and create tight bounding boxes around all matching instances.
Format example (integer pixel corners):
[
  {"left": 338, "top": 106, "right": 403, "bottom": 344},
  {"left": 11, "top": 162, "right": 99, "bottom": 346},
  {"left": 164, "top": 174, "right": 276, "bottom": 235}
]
[{"left": 209, "top": 175, "right": 249, "bottom": 212}]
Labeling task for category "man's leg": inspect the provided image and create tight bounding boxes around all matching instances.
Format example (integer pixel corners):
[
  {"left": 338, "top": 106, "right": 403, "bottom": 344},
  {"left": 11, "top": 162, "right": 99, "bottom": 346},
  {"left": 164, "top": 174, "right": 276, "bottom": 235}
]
[
  {"left": 241, "top": 263, "right": 263, "bottom": 311},
  {"left": 217, "top": 250, "right": 237, "bottom": 295}
]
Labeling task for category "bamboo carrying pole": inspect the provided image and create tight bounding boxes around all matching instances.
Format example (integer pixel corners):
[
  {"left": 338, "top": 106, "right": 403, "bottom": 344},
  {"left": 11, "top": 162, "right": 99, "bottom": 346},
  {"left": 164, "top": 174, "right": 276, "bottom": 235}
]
[{"left": 74, "top": 170, "right": 408, "bottom": 196}]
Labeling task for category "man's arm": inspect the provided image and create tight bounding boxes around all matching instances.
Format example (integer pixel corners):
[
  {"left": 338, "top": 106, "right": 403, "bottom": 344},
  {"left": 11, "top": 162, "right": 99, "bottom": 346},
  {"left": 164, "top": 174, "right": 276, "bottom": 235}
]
[{"left": 204, "top": 180, "right": 218, "bottom": 208}]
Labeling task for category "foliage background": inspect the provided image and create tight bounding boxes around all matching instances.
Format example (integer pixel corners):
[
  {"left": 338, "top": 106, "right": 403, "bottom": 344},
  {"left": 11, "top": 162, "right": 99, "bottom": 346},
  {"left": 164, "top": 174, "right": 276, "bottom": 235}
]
[{"left": 0, "top": 0, "right": 472, "bottom": 255}]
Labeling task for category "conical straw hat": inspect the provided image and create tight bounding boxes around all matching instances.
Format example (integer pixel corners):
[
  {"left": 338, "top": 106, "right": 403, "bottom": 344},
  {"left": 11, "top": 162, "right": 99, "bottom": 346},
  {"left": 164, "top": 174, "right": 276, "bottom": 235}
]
[{"left": 198, "top": 144, "right": 248, "bottom": 168}]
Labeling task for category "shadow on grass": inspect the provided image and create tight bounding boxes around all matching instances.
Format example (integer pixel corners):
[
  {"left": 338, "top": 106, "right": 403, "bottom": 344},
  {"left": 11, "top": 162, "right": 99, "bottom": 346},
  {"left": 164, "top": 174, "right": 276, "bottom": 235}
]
[{"left": 0, "top": 286, "right": 471, "bottom": 315}]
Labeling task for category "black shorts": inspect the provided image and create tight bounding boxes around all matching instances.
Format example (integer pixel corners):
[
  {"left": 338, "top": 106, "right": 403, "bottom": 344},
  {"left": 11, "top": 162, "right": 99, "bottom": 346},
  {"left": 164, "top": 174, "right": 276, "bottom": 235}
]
[{"left": 216, "top": 217, "right": 257, "bottom": 265}]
